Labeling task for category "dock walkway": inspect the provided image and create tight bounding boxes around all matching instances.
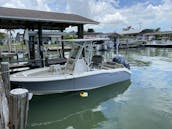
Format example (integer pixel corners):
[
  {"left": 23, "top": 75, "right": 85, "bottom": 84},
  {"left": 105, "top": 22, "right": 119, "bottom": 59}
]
[{"left": 143, "top": 44, "right": 172, "bottom": 48}]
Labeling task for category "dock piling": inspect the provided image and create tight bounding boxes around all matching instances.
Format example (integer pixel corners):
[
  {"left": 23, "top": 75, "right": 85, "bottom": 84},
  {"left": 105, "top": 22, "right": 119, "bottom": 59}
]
[
  {"left": 1, "top": 62, "right": 11, "bottom": 96},
  {"left": 0, "top": 74, "right": 9, "bottom": 129},
  {"left": 9, "top": 88, "right": 29, "bottom": 129}
]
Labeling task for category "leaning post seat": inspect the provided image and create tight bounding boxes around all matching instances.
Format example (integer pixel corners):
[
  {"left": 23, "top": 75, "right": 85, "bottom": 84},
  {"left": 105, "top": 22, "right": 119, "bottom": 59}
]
[{"left": 91, "top": 55, "right": 103, "bottom": 68}]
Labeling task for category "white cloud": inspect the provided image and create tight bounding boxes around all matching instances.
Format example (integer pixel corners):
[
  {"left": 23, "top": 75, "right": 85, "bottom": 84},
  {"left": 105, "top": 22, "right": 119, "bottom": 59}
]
[
  {"left": 2, "top": 0, "right": 25, "bottom": 8},
  {"left": 66, "top": 0, "right": 91, "bottom": 18},
  {"left": 99, "top": 12, "right": 127, "bottom": 24},
  {"left": 66, "top": 0, "right": 172, "bottom": 32},
  {"left": 1, "top": 0, "right": 51, "bottom": 11},
  {"left": 0, "top": 0, "right": 172, "bottom": 32}
]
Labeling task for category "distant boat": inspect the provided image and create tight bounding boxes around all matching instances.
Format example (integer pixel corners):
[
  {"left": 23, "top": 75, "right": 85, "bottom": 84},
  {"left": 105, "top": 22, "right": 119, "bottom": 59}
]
[
  {"left": 119, "top": 38, "right": 145, "bottom": 48},
  {"left": 10, "top": 38, "right": 131, "bottom": 95},
  {"left": 94, "top": 40, "right": 114, "bottom": 51}
]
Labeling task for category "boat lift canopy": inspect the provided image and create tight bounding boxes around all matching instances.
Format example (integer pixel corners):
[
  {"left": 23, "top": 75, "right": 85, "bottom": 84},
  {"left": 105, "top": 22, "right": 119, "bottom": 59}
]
[
  {"left": 0, "top": 7, "right": 98, "bottom": 30},
  {"left": 0, "top": 7, "right": 98, "bottom": 67}
]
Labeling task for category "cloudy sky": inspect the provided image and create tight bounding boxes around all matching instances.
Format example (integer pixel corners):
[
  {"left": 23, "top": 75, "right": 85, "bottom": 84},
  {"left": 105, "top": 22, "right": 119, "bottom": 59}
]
[{"left": 0, "top": 0, "right": 172, "bottom": 32}]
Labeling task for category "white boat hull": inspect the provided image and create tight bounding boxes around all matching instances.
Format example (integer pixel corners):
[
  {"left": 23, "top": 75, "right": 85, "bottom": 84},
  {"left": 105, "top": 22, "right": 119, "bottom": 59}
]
[{"left": 11, "top": 68, "right": 131, "bottom": 95}]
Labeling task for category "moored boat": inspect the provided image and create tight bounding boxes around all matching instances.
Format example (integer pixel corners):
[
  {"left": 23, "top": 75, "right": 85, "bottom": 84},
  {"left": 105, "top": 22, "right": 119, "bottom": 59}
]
[{"left": 10, "top": 38, "right": 131, "bottom": 95}]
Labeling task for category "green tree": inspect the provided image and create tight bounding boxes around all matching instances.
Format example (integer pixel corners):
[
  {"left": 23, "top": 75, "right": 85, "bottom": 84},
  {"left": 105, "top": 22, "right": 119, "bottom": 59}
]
[
  {"left": 0, "top": 32, "right": 6, "bottom": 45},
  {"left": 155, "top": 27, "right": 160, "bottom": 32},
  {"left": 87, "top": 28, "right": 95, "bottom": 32},
  {"left": 141, "top": 29, "right": 155, "bottom": 33}
]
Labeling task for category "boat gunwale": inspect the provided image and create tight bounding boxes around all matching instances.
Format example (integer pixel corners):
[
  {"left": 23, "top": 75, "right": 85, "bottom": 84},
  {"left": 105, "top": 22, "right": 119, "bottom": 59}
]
[{"left": 10, "top": 67, "right": 131, "bottom": 82}]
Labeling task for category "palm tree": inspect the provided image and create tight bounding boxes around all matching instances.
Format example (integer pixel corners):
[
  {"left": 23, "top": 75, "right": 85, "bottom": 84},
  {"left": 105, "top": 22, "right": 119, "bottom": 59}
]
[
  {"left": 155, "top": 27, "right": 160, "bottom": 32},
  {"left": 122, "top": 26, "right": 134, "bottom": 31}
]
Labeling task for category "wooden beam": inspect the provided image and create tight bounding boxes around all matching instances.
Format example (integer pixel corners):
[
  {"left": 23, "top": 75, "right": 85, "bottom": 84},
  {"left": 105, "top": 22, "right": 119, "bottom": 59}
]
[
  {"left": 0, "top": 19, "right": 73, "bottom": 30},
  {"left": 28, "top": 36, "right": 35, "bottom": 60},
  {"left": 60, "top": 28, "right": 65, "bottom": 58},
  {"left": 38, "top": 24, "right": 44, "bottom": 67},
  {"left": 78, "top": 24, "right": 84, "bottom": 38}
]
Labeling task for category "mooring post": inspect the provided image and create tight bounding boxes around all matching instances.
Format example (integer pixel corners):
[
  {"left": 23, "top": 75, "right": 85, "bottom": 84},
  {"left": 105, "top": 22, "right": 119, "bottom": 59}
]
[
  {"left": 9, "top": 88, "right": 29, "bottom": 129},
  {"left": 60, "top": 28, "right": 65, "bottom": 58},
  {"left": 0, "top": 75, "right": 9, "bottom": 129},
  {"left": 1, "top": 62, "right": 11, "bottom": 96},
  {"left": 0, "top": 47, "right": 2, "bottom": 59},
  {"left": 0, "top": 76, "right": 5, "bottom": 129},
  {"left": 77, "top": 24, "right": 84, "bottom": 38},
  {"left": 38, "top": 24, "right": 44, "bottom": 67}
]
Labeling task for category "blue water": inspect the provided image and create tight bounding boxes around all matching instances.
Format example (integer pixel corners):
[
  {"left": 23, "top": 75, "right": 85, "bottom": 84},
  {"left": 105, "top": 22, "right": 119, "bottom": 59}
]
[{"left": 27, "top": 47, "right": 172, "bottom": 129}]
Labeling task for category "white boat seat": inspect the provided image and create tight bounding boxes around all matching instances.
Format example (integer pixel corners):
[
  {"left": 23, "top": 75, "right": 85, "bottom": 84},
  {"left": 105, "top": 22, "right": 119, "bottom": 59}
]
[{"left": 49, "top": 64, "right": 62, "bottom": 73}]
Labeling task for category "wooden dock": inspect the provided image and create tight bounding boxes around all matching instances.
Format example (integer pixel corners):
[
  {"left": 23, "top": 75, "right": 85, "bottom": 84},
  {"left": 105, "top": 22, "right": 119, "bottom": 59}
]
[
  {"left": 10, "top": 62, "right": 30, "bottom": 69},
  {"left": 143, "top": 44, "right": 172, "bottom": 48},
  {"left": 0, "top": 52, "right": 17, "bottom": 58}
]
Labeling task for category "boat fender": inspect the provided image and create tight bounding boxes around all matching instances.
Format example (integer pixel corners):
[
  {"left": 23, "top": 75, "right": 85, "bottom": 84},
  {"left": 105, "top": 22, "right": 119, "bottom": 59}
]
[{"left": 80, "top": 91, "right": 88, "bottom": 97}]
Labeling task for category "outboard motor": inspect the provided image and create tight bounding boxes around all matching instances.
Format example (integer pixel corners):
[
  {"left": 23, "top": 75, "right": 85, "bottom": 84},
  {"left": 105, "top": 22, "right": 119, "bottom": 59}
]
[{"left": 113, "top": 55, "right": 130, "bottom": 69}]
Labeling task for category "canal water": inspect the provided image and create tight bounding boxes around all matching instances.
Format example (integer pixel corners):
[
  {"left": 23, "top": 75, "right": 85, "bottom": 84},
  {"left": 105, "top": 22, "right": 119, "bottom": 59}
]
[{"left": 27, "top": 47, "right": 172, "bottom": 129}]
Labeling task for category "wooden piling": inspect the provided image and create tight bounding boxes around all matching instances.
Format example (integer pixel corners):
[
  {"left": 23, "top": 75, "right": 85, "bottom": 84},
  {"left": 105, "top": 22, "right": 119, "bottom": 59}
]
[
  {"left": 0, "top": 76, "right": 5, "bottom": 129},
  {"left": 9, "top": 88, "right": 29, "bottom": 129},
  {"left": 0, "top": 75, "right": 9, "bottom": 129},
  {"left": 0, "top": 47, "right": 2, "bottom": 62},
  {"left": 0, "top": 47, "right": 2, "bottom": 58},
  {"left": 1, "top": 62, "right": 10, "bottom": 96}
]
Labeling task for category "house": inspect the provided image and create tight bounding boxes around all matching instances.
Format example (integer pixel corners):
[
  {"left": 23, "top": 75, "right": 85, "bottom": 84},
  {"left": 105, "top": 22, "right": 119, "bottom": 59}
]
[
  {"left": 84, "top": 32, "right": 108, "bottom": 39},
  {"left": 28, "top": 31, "right": 63, "bottom": 44},
  {"left": 119, "top": 29, "right": 144, "bottom": 40},
  {"left": 143, "top": 31, "right": 172, "bottom": 41},
  {"left": 16, "top": 31, "right": 75, "bottom": 44}
]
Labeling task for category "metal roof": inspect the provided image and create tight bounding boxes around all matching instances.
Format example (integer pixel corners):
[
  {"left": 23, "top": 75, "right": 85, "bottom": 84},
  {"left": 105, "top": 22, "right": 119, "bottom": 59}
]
[
  {"left": 0, "top": 7, "right": 98, "bottom": 29},
  {"left": 84, "top": 32, "right": 105, "bottom": 35},
  {"left": 143, "top": 31, "right": 172, "bottom": 36},
  {"left": 119, "top": 30, "right": 142, "bottom": 35}
]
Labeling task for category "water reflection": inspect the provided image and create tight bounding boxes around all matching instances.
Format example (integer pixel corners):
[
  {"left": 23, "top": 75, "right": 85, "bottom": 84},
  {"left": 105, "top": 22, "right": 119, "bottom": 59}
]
[
  {"left": 27, "top": 47, "right": 172, "bottom": 129},
  {"left": 28, "top": 81, "right": 131, "bottom": 129}
]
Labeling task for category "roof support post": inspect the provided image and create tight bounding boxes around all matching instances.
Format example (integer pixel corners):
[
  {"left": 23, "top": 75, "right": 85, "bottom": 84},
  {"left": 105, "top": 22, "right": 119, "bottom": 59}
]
[
  {"left": 38, "top": 24, "right": 44, "bottom": 67},
  {"left": 78, "top": 24, "right": 84, "bottom": 38},
  {"left": 28, "top": 36, "right": 35, "bottom": 61},
  {"left": 60, "top": 28, "right": 65, "bottom": 58}
]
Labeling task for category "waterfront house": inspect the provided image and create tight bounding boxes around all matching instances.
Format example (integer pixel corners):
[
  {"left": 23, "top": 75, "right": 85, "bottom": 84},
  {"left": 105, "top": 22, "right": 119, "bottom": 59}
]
[
  {"left": 84, "top": 32, "right": 108, "bottom": 39},
  {"left": 143, "top": 31, "right": 172, "bottom": 46}
]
